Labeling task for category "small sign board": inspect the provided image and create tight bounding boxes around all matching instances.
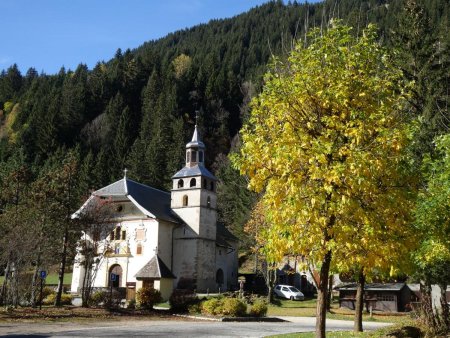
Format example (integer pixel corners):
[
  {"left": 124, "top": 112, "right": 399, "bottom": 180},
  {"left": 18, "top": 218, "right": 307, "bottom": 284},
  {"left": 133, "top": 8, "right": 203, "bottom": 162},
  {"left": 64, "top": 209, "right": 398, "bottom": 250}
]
[
  {"left": 40, "top": 270, "right": 47, "bottom": 279},
  {"left": 110, "top": 273, "right": 117, "bottom": 281}
]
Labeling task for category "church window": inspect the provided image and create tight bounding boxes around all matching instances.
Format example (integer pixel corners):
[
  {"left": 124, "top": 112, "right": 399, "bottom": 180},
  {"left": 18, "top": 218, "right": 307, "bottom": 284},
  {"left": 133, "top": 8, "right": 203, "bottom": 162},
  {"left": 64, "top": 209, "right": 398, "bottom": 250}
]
[
  {"left": 178, "top": 179, "right": 184, "bottom": 188},
  {"left": 207, "top": 196, "right": 211, "bottom": 208},
  {"left": 115, "top": 226, "right": 121, "bottom": 240},
  {"left": 203, "top": 179, "right": 207, "bottom": 189},
  {"left": 199, "top": 151, "right": 204, "bottom": 163},
  {"left": 136, "top": 243, "right": 143, "bottom": 255},
  {"left": 182, "top": 195, "right": 188, "bottom": 206},
  {"left": 190, "top": 178, "right": 196, "bottom": 187},
  {"left": 191, "top": 150, "right": 197, "bottom": 162},
  {"left": 186, "top": 152, "right": 190, "bottom": 163},
  {"left": 136, "top": 229, "right": 145, "bottom": 240},
  {"left": 210, "top": 181, "right": 214, "bottom": 191},
  {"left": 110, "top": 230, "right": 115, "bottom": 241},
  {"left": 121, "top": 230, "right": 126, "bottom": 240}
]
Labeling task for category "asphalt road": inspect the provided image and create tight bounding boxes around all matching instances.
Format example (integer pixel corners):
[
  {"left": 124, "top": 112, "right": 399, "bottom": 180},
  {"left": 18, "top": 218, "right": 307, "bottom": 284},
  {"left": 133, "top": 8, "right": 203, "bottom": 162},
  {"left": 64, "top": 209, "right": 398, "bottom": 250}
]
[{"left": 0, "top": 317, "right": 392, "bottom": 337}]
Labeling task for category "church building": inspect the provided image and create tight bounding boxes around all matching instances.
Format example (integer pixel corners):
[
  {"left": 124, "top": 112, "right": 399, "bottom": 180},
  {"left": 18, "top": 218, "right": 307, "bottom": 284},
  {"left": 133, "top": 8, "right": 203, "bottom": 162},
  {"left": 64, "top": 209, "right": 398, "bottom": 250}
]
[{"left": 70, "top": 123, "right": 238, "bottom": 300}]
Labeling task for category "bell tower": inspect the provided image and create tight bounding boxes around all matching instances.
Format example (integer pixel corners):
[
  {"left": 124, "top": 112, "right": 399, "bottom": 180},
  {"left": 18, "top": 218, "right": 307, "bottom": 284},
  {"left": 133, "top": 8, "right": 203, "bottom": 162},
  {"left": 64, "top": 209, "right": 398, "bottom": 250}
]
[
  {"left": 171, "top": 116, "right": 218, "bottom": 291},
  {"left": 171, "top": 117, "right": 217, "bottom": 239}
]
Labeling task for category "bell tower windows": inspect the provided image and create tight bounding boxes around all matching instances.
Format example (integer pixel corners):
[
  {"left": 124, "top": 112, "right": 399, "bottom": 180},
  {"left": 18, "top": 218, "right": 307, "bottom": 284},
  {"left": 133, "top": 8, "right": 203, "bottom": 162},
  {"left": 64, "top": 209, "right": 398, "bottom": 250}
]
[{"left": 178, "top": 179, "right": 184, "bottom": 188}]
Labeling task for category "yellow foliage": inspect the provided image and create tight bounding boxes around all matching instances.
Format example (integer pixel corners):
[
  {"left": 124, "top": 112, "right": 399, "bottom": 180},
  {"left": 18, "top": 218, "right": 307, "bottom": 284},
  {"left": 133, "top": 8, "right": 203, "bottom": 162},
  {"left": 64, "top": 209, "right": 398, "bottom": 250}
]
[
  {"left": 233, "top": 22, "right": 416, "bottom": 277},
  {"left": 172, "top": 54, "right": 192, "bottom": 79},
  {"left": 1, "top": 102, "right": 20, "bottom": 143}
]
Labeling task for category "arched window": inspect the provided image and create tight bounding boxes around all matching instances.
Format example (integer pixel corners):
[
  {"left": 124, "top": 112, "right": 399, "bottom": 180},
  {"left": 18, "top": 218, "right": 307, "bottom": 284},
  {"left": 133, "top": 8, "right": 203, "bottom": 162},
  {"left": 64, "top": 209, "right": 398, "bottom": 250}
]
[
  {"left": 136, "top": 243, "right": 143, "bottom": 255},
  {"left": 115, "top": 226, "right": 121, "bottom": 240},
  {"left": 178, "top": 179, "right": 184, "bottom": 188},
  {"left": 182, "top": 195, "right": 188, "bottom": 206},
  {"left": 207, "top": 196, "right": 211, "bottom": 208},
  {"left": 216, "top": 268, "right": 224, "bottom": 286},
  {"left": 191, "top": 150, "right": 197, "bottom": 163},
  {"left": 186, "top": 152, "right": 190, "bottom": 163},
  {"left": 121, "top": 230, "right": 126, "bottom": 240},
  {"left": 190, "top": 178, "right": 196, "bottom": 187},
  {"left": 110, "top": 230, "right": 115, "bottom": 241},
  {"left": 210, "top": 181, "right": 214, "bottom": 191}
]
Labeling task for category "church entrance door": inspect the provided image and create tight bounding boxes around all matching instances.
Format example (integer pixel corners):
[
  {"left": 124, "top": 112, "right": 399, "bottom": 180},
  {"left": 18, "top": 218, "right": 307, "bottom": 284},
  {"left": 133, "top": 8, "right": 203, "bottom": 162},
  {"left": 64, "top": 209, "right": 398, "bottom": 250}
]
[{"left": 109, "top": 264, "right": 123, "bottom": 288}]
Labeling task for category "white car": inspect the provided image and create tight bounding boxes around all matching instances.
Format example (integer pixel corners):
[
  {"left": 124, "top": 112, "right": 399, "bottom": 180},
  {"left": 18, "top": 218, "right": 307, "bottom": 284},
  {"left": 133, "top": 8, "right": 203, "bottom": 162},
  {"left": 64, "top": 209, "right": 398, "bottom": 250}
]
[{"left": 274, "top": 284, "right": 305, "bottom": 300}]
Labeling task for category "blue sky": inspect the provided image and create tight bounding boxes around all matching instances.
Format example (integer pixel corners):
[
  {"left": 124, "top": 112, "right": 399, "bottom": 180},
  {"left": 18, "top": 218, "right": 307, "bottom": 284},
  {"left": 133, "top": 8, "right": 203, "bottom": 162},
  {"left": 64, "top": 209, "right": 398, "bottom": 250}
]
[{"left": 0, "top": 0, "right": 320, "bottom": 75}]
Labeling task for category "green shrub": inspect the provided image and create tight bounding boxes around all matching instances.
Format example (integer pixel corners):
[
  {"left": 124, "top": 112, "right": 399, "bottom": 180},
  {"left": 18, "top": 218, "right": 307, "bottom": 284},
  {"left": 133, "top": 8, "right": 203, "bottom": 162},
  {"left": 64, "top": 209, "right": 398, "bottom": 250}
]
[
  {"left": 201, "top": 298, "right": 222, "bottom": 315},
  {"left": 169, "top": 289, "right": 198, "bottom": 313},
  {"left": 89, "top": 290, "right": 108, "bottom": 307},
  {"left": 188, "top": 302, "right": 202, "bottom": 314},
  {"left": 136, "top": 286, "right": 162, "bottom": 309},
  {"left": 41, "top": 287, "right": 55, "bottom": 299},
  {"left": 42, "top": 293, "right": 72, "bottom": 306},
  {"left": 127, "top": 298, "right": 136, "bottom": 309},
  {"left": 221, "top": 298, "right": 247, "bottom": 317},
  {"left": 36, "top": 287, "right": 55, "bottom": 304},
  {"left": 200, "top": 297, "right": 246, "bottom": 317},
  {"left": 249, "top": 299, "right": 267, "bottom": 317}
]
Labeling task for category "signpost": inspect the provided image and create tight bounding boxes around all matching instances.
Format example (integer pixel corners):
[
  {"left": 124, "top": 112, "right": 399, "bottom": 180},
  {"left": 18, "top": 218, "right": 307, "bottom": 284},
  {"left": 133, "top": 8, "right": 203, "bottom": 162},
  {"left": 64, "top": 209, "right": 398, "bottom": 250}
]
[
  {"left": 39, "top": 270, "right": 47, "bottom": 310},
  {"left": 110, "top": 273, "right": 116, "bottom": 301}
]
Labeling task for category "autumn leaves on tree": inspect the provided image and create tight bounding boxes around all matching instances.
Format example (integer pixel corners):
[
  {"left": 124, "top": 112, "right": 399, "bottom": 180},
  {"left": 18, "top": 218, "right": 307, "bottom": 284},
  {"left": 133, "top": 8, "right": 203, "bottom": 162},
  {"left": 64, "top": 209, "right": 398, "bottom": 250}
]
[{"left": 233, "top": 21, "right": 417, "bottom": 337}]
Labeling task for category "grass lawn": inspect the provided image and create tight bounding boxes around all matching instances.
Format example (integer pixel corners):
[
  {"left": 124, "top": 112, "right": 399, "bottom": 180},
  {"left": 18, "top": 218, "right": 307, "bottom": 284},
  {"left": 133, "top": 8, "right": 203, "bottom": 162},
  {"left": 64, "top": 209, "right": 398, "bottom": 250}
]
[
  {"left": 267, "top": 298, "right": 410, "bottom": 324},
  {"left": 0, "top": 273, "right": 72, "bottom": 286}
]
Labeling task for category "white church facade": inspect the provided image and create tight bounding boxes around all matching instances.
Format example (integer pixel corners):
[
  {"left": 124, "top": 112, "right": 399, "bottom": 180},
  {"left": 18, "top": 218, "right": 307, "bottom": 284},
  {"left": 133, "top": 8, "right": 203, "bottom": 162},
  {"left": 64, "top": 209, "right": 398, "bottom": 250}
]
[{"left": 70, "top": 124, "right": 239, "bottom": 300}]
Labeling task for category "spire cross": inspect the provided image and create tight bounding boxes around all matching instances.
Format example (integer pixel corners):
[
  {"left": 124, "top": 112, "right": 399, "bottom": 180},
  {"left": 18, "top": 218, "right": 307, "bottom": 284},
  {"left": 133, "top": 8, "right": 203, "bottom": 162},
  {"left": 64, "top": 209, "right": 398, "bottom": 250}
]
[
  {"left": 195, "top": 110, "right": 199, "bottom": 126},
  {"left": 123, "top": 168, "right": 128, "bottom": 178}
]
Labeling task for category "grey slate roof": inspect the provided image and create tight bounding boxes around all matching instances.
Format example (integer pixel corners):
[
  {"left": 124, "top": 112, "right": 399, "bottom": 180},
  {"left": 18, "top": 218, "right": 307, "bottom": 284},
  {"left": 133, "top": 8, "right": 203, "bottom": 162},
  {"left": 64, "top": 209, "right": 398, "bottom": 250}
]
[
  {"left": 93, "top": 178, "right": 181, "bottom": 223},
  {"left": 336, "top": 283, "right": 407, "bottom": 291},
  {"left": 172, "top": 165, "right": 217, "bottom": 181},
  {"left": 216, "top": 222, "right": 238, "bottom": 249},
  {"left": 135, "top": 255, "right": 176, "bottom": 279}
]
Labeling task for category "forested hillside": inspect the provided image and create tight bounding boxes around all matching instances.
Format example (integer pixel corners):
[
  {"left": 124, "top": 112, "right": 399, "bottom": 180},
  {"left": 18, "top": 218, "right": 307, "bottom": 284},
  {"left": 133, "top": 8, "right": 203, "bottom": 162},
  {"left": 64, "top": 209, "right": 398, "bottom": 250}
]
[{"left": 0, "top": 0, "right": 448, "bottom": 254}]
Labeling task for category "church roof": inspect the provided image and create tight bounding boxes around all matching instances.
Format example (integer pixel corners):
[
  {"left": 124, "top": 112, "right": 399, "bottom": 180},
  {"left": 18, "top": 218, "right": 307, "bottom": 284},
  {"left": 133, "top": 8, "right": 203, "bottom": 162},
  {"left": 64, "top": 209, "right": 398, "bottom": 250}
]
[
  {"left": 186, "top": 125, "right": 205, "bottom": 149},
  {"left": 135, "top": 255, "right": 176, "bottom": 279},
  {"left": 172, "top": 164, "right": 217, "bottom": 181},
  {"left": 216, "top": 223, "right": 238, "bottom": 249},
  {"left": 75, "top": 178, "right": 181, "bottom": 223}
]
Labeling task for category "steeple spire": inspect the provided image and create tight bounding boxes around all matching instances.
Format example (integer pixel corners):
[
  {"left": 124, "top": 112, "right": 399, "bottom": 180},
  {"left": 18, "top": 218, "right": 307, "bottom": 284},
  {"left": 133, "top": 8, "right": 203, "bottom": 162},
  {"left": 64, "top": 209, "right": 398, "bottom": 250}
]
[{"left": 185, "top": 111, "right": 205, "bottom": 167}]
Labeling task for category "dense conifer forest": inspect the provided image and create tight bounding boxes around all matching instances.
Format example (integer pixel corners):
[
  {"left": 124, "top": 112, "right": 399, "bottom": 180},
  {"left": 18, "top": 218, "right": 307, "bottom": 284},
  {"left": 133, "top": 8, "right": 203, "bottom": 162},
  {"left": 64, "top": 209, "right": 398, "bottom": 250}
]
[{"left": 0, "top": 0, "right": 448, "bottom": 297}]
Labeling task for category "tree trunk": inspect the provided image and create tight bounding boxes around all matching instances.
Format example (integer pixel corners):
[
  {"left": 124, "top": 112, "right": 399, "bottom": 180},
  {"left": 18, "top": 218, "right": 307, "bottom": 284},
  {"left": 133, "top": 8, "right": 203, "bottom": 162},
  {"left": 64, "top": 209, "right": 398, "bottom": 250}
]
[
  {"left": 315, "top": 250, "right": 332, "bottom": 338},
  {"left": 55, "top": 226, "right": 69, "bottom": 306},
  {"left": 0, "top": 261, "right": 10, "bottom": 305},
  {"left": 11, "top": 265, "right": 19, "bottom": 308},
  {"left": 81, "top": 254, "right": 93, "bottom": 308},
  {"left": 420, "top": 281, "right": 436, "bottom": 331},
  {"left": 326, "top": 274, "right": 334, "bottom": 312},
  {"left": 439, "top": 283, "right": 449, "bottom": 331},
  {"left": 266, "top": 263, "right": 276, "bottom": 304},
  {"left": 354, "top": 270, "right": 365, "bottom": 332},
  {"left": 30, "top": 257, "right": 41, "bottom": 308}
]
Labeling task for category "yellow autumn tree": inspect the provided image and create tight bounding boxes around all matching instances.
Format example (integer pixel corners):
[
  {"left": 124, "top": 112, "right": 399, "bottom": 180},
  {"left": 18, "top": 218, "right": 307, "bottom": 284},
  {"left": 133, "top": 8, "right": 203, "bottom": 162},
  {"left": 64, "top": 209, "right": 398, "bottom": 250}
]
[{"left": 232, "top": 22, "right": 414, "bottom": 338}]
